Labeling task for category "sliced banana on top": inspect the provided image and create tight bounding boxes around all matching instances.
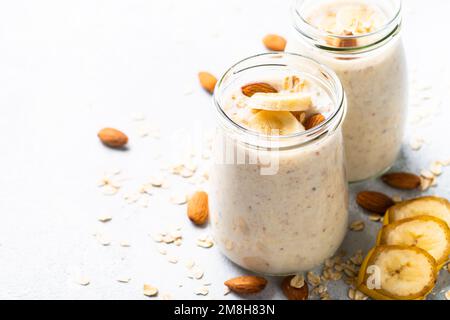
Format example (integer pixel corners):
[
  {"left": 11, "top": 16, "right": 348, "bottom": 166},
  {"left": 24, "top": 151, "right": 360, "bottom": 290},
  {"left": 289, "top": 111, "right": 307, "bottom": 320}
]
[
  {"left": 378, "top": 216, "right": 450, "bottom": 267},
  {"left": 357, "top": 245, "right": 437, "bottom": 300},
  {"left": 335, "top": 5, "right": 377, "bottom": 34},
  {"left": 247, "top": 110, "right": 304, "bottom": 136},
  {"left": 385, "top": 196, "right": 450, "bottom": 228},
  {"left": 247, "top": 92, "right": 312, "bottom": 112}
]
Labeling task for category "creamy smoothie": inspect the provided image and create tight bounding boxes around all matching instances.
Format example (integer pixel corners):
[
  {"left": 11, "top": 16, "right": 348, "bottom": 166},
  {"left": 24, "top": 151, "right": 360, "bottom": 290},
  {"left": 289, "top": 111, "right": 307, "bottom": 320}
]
[
  {"left": 210, "top": 53, "right": 348, "bottom": 275},
  {"left": 287, "top": 0, "right": 407, "bottom": 182}
]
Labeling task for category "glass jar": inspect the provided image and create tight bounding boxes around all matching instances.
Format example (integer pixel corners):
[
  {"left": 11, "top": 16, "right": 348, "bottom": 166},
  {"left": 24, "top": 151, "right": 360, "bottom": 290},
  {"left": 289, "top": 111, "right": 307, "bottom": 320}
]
[
  {"left": 287, "top": 0, "right": 408, "bottom": 182},
  {"left": 210, "top": 53, "right": 348, "bottom": 275}
]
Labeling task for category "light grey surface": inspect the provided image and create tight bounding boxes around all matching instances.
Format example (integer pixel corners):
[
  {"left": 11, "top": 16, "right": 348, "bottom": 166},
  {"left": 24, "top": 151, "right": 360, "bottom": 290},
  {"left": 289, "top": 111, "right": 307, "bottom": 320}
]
[{"left": 0, "top": 0, "right": 449, "bottom": 300}]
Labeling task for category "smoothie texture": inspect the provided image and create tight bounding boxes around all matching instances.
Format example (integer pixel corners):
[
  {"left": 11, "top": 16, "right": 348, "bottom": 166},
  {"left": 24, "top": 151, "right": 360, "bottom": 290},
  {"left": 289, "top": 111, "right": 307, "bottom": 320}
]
[
  {"left": 211, "top": 54, "right": 349, "bottom": 275},
  {"left": 288, "top": 0, "right": 407, "bottom": 182}
]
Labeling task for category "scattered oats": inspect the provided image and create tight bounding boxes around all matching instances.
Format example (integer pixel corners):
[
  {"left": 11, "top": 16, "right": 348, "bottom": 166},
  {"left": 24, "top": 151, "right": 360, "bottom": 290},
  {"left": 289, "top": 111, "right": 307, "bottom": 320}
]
[
  {"left": 369, "top": 213, "right": 383, "bottom": 222},
  {"left": 119, "top": 241, "right": 131, "bottom": 247},
  {"left": 180, "top": 168, "right": 193, "bottom": 178},
  {"left": 95, "top": 234, "right": 111, "bottom": 246},
  {"left": 158, "top": 247, "right": 167, "bottom": 255},
  {"left": 178, "top": 283, "right": 184, "bottom": 288},
  {"left": 137, "top": 124, "right": 151, "bottom": 137},
  {"left": 193, "top": 269, "right": 204, "bottom": 280},
  {"left": 143, "top": 284, "right": 158, "bottom": 297},
  {"left": 124, "top": 193, "right": 139, "bottom": 204},
  {"left": 348, "top": 288, "right": 356, "bottom": 300},
  {"left": 354, "top": 289, "right": 368, "bottom": 300},
  {"left": 445, "top": 290, "right": 450, "bottom": 300},
  {"left": 185, "top": 260, "right": 195, "bottom": 269},
  {"left": 139, "top": 184, "right": 153, "bottom": 195},
  {"left": 420, "top": 169, "right": 434, "bottom": 180},
  {"left": 152, "top": 234, "right": 164, "bottom": 243},
  {"left": 307, "top": 271, "right": 321, "bottom": 287},
  {"left": 170, "top": 164, "right": 184, "bottom": 175},
  {"left": 170, "top": 192, "right": 187, "bottom": 205},
  {"left": 149, "top": 176, "right": 164, "bottom": 187},
  {"left": 350, "top": 250, "right": 364, "bottom": 266},
  {"left": 76, "top": 276, "right": 90, "bottom": 286},
  {"left": 223, "top": 286, "right": 231, "bottom": 296},
  {"left": 117, "top": 277, "right": 131, "bottom": 283},
  {"left": 162, "top": 234, "right": 175, "bottom": 244},
  {"left": 290, "top": 274, "right": 305, "bottom": 289},
  {"left": 131, "top": 112, "right": 146, "bottom": 121},
  {"left": 350, "top": 220, "right": 365, "bottom": 232},
  {"left": 167, "top": 256, "right": 178, "bottom": 264},
  {"left": 409, "top": 137, "right": 424, "bottom": 151},
  {"left": 420, "top": 176, "right": 434, "bottom": 191},
  {"left": 197, "top": 236, "right": 214, "bottom": 248},
  {"left": 312, "top": 285, "right": 327, "bottom": 295},
  {"left": 174, "top": 238, "right": 182, "bottom": 246},
  {"left": 98, "top": 215, "right": 112, "bottom": 223},
  {"left": 430, "top": 162, "right": 443, "bottom": 176},
  {"left": 392, "top": 195, "right": 403, "bottom": 203},
  {"left": 194, "top": 286, "right": 209, "bottom": 296},
  {"left": 184, "top": 161, "right": 198, "bottom": 172}
]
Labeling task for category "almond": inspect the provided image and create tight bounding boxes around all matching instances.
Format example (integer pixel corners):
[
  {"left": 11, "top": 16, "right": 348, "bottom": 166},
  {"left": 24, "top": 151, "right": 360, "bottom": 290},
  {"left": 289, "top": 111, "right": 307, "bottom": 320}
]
[
  {"left": 224, "top": 276, "right": 267, "bottom": 294},
  {"left": 282, "top": 275, "right": 309, "bottom": 300},
  {"left": 304, "top": 113, "right": 326, "bottom": 130},
  {"left": 187, "top": 191, "right": 209, "bottom": 225},
  {"left": 98, "top": 128, "right": 128, "bottom": 148},
  {"left": 356, "top": 191, "right": 395, "bottom": 214},
  {"left": 381, "top": 172, "right": 421, "bottom": 190},
  {"left": 241, "top": 83, "right": 278, "bottom": 97},
  {"left": 262, "top": 34, "right": 287, "bottom": 52},
  {"left": 326, "top": 31, "right": 357, "bottom": 48},
  {"left": 198, "top": 72, "right": 217, "bottom": 94}
]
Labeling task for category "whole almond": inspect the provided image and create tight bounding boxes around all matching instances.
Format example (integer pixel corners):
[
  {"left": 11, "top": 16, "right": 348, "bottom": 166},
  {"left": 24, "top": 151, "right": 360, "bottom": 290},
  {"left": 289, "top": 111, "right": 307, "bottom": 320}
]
[
  {"left": 263, "top": 34, "right": 287, "bottom": 52},
  {"left": 198, "top": 72, "right": 217, "bottom": 94},
  {"left": 381, "top": 172, "right": 421, "bottom": 190},
  {"left": 241, "top": 83, "right": 278, "bottom": 97},
  {"left": 98, "top": 128, "right": 128, "bottom": 148},
  {"left": 282, "top": 276, "right": 309, "bottom": 300},
  {"left": 356, "top": 191, "right": 395, "bottom": 214},
  {"left": 187, "top": 191, "right": 209, "bottom": 225},
  {"left": 224, "top": 276, "right": 267, "bottom": 294},
  {"left": 304, "top": 113, "right": 326, "bottom": 130}
]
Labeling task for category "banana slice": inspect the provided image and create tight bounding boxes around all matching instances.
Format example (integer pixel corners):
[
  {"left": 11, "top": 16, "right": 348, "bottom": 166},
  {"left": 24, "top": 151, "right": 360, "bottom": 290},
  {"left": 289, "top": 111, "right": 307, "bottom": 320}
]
[
  {"left": 385, "top": 196, "right": 450, "bottom": 228},
  {"left": 335, "top": 5, "right": 375, "bottom": 34},
  {"left": 357, "top": 246, "right": 437, "bottom": 300},
  {"left": 247, "top": 92, "right": 312, "bottom": 112},
  {"left": 247, "top": 110, "right": 304, "bottom": 136},
  {"left": 377, "top": 216, "right": 450, "bottom": 267}
]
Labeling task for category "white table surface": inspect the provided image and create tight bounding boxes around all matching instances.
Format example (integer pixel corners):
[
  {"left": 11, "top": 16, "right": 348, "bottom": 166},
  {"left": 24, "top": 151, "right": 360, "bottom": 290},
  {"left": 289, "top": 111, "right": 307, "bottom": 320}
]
[{"left": 0, "top": 0, "right": 449, "bottom": 300}]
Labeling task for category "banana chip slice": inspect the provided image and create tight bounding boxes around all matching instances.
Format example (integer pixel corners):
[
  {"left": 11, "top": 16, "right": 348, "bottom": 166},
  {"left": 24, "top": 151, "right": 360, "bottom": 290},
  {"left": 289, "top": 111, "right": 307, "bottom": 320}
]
[
  {"left": 385, "top": 196, "right": 450, "bottom": 228},
  {"left": 247, "top": 110, "right": 304, "bottom": 136},
  {"left": 357, "top": 246, "right": 437, "bottom": 300},
  {"left": 247, "top": 92, "right": 312, "bottom": 112},
  {"left": 377, "top": 216, "right": 450, "bottom": 267}
]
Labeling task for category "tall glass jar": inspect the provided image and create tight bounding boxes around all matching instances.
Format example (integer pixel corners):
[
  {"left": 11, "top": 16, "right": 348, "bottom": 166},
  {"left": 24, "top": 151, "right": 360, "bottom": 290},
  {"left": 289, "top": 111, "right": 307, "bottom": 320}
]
[
  {"left": 287, "top": 0, "right": 408, "bottom": 182},
  {"left": 210, "top": 53, "right": 348, "bottom": 275}
]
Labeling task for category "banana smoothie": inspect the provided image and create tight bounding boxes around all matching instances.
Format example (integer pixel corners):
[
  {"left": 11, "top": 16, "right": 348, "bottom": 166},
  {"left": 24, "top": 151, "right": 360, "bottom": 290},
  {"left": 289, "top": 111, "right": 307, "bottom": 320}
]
[
  {"left": 287, "top": 0, "right": 407, "bottom": 182},
  {"left": 210, "top": 53, "right": 348, "bottom": 275}
]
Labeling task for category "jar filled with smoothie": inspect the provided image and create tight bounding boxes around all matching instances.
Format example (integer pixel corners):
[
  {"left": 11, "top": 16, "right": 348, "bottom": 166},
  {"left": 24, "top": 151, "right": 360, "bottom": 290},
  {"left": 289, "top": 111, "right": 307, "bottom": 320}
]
[
  {"left": 287, "top": 0, "right": 407, "bottom": 182},
  {"left": 210, "top": 53, "right": 348, "bottom": 275}
]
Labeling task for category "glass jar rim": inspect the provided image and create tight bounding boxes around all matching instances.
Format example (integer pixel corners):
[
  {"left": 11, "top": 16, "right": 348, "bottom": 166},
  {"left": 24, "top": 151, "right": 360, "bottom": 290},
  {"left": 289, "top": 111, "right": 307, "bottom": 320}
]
[
  {"left": 291, "top": 0, "right": 402, "bottom": 52},
  {"left": 213, "top": 52, "right": 346, "bottom": 147}
]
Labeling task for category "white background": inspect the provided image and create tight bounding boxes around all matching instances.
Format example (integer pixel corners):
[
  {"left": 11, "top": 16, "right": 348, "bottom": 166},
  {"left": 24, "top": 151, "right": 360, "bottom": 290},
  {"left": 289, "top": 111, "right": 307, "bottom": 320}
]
[{"left": 0, "top": 0, "right": 449, "bottom": 299}]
